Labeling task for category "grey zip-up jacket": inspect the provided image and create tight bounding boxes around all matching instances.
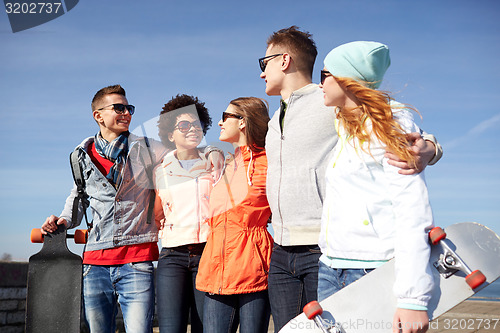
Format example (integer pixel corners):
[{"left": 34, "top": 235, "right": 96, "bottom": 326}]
[
  {"left": 60, "top": 133, "right": 168, "bottom": 251},
  {"left": 266, "top": 84, "right": 338, "bottom": 246}
]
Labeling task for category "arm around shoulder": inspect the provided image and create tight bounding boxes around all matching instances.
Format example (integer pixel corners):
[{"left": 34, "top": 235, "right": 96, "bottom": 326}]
[{"left": 421, "top": 132, "right": 443, "bottom": 165}]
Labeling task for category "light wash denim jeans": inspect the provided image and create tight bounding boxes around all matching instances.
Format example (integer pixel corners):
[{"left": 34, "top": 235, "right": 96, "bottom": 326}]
[
  {"left": 317, "top": 260, "right": 374, "bottom": 302},
  {"left": 156, "top": 245, "right": 205, "bottom": 333},
  {"left": 203, "top": 290, "right": 271, "bottom": 333},
  {"left": 82, "top": 262, "right": 155, "bottom": 333},
  {"left": 267, "top": 243, "right": 321, "bottom": 332}
]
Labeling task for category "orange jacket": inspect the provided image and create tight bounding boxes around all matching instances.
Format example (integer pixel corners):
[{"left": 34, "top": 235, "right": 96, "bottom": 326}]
[{"left": 196, "top": 146, "right": 273, "bottom": 295}]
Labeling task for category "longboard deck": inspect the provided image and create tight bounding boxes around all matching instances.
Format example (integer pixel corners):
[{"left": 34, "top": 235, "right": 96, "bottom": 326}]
[
  {"left": 25, "top": 226, "right": 83, "bottom": 333},
  {"left": 279, "top": 222, "right": 500, "bottom": 333}
]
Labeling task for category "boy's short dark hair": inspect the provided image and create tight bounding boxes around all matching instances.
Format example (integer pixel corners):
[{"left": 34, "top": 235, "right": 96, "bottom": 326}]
[
  {"left": 267, "top": 26, "right": 318, "bottom": 79},
  {"left": 158, "top": 94, "right": 212, "bottom": 149},
  {"left": 91, "top": 84, "right": 126, "bottom": 111}
]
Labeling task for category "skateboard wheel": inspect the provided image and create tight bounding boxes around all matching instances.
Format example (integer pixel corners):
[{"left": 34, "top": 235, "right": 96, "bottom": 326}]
[
  {"left": 74, "top": 229, "right": 88, "bottom": 244},
  {"left": 429, "top": 227, "right": 446, "bottom": 245},
  {"left": 303, "top": 301, "right": 323, "bottom": 320},
  {"left": 30, "top": 228, "right": 44, "bottom": 243},
  {"left": 465, "top": 270, "right": 486, "bottom": 289}
]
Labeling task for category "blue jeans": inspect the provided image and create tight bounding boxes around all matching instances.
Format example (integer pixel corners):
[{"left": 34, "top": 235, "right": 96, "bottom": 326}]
[
  {"left": 156, "top": 244, "right": 205, "bottom": 333},
  {"left": 267, "top": 243, "right": 321, "bottom": 332},
  {"left": 82, "top": 262, "right": 155, "bottom": 333},
  {"left": 203, "top": 291, "right": 271, "bottom": 333},
  {"left": 317, "top": 260, "right": 374, "bottom": 301}
]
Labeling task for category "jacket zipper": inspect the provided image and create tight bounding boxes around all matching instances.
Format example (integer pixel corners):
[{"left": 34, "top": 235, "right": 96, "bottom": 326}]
[
  {"left": 218, "top": 151, "right": 241, "bottom": 294},
  {"left": 195, "top": 177, "right": 200, "bottom": 242},
  {"left": 219, "top": 199, "right": 227, "bottom": 295},
  {"left": 277, "top": 94, "right": 293, "bottom": 240}
]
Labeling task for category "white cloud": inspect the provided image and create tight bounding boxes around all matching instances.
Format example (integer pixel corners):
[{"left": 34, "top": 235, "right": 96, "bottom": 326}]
[{"left": 443, "top": 113, "right": 500, "bottom": 150}]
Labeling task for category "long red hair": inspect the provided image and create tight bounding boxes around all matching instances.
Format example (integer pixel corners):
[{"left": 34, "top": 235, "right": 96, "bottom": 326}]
[{"left": 334, "top": 77, "right": 418, "bottom": 168}]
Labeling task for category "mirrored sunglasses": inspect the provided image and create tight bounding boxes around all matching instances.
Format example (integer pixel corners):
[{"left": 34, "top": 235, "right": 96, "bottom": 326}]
[{"left": 175, "top": 120, "right": 203, "bottom": 133}]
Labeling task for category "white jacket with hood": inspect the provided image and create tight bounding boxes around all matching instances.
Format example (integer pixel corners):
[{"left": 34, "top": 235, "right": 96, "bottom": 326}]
[
  {"left": 154, "top": 149, "right": 216, "bottom": 248},
  {"left": 319, "top": 107, "right": 434, "bottom": 308}
]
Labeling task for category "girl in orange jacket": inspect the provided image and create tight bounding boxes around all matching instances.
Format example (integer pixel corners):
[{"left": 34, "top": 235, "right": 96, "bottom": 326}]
[{"left": 196, "top": 97, "right": 273, "bottom": 333}]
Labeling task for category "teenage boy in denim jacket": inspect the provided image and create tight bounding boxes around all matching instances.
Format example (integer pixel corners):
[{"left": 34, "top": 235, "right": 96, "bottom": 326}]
[
  {"left": 259, "top": 26, "right": 443, "bottom": 332},
  {"left": 42, "top": 84, "right": 168, "bottom": 333}
]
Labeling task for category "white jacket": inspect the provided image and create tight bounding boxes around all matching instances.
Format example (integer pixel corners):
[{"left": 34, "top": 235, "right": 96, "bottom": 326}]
[
  {"left": 319, "top": 107, "right": 435, "bottom": 307},
  {"left": 154, "top": 149, "right": 215, "bottom": 248}
]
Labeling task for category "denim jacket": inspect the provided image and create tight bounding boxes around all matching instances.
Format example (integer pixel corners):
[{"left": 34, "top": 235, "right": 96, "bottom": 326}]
[{"left": 60, "top": 133, "right": 168, "bottom": 251}]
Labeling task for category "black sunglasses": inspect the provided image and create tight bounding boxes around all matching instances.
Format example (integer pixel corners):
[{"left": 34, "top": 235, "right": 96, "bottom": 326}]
[
  {"left": 222, "top": 112, "right": 243, "bottom": 122},
  {"left": 258, "top": 53, "right": 283, "bottom": 72},
  {"left": 320, "top": 70, "right": 333, "bottom": 85},
  {"left": 96, "top": 103, "right": 135, "bottom": 115},
  {"left": 174, "top": 120, "right": 203, "bottom": 133}
]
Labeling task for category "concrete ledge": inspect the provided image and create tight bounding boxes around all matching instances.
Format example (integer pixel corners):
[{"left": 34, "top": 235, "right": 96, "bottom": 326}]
[{"left": 0, "top": 262, "right": 28, "bottom": 288}]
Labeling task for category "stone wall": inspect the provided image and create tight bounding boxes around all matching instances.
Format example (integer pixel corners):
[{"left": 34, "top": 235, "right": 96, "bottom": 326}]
[{"left": 0, "top": 261, "right": 28, "bottom": 333}]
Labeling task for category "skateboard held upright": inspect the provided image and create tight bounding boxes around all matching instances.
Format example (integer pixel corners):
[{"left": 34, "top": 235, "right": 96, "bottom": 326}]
[{"left": 25, "top": 224, "right": 87, "bottom": 333}]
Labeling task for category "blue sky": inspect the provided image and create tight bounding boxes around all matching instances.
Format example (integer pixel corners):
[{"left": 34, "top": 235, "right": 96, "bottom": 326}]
[{"left": 1, "top": 0, "right": 499, "bottom": 261}]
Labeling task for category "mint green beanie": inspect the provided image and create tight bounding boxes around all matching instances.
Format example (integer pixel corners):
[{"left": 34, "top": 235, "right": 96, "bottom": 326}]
[{"left": 324, "top": 41, "right": 390, "bottom": 89}]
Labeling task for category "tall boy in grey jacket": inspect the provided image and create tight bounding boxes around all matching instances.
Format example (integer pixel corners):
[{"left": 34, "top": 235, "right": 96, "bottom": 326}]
[{"left": 259, "top": 26, "right": 443, "bottom": 332}]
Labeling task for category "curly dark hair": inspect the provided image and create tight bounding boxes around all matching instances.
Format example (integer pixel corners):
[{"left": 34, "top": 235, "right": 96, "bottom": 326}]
[{"left": 157, "top": 94, "right": 212, "bottom": 149}]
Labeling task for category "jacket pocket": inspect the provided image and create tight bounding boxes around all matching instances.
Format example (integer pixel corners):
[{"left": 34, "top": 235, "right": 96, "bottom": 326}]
[
  {"left": 253, "top": 242, "right": 268, "bottom": 274},
  {"left": 82, "top": 165, "right": 99, "bottom": 197},
  {"left": 309, "top": 168, "right": 324, "bottom": 211}
]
